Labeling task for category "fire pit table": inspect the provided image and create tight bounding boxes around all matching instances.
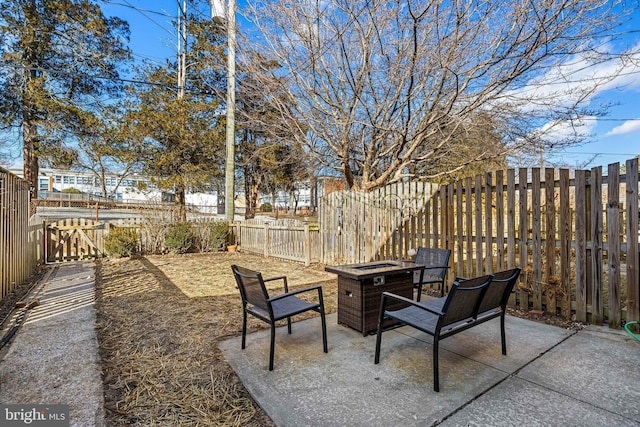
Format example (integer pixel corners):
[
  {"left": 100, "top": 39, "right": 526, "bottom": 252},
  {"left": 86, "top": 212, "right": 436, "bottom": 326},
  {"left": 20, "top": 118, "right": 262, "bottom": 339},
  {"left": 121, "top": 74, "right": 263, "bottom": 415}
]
[{"left": 325, "top": 260, "right": 424, "bottom": 336}]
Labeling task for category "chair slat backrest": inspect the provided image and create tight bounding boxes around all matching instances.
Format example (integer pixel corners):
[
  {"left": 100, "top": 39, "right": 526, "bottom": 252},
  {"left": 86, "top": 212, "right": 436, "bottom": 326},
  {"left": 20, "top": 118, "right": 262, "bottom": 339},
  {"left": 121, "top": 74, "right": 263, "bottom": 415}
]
[
  {"left": 231, "top": 265, "right": 270, "bottom": 311},
  {"left": 477, "top": 268, "right": 521, "bottom": 314},
  {"left": 414, "top": 247, "right": 451, "bottom": 279},
  {"left": 440, "top": 274, "right": 493, "bottom": 326}
]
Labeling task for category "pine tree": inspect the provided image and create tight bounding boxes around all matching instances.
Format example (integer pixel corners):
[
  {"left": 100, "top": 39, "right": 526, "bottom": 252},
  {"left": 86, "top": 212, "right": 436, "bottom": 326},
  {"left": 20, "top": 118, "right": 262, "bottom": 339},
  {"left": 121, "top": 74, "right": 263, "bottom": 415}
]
[{"left": 0, "top": 0, "right": 131, "bottom": 198}]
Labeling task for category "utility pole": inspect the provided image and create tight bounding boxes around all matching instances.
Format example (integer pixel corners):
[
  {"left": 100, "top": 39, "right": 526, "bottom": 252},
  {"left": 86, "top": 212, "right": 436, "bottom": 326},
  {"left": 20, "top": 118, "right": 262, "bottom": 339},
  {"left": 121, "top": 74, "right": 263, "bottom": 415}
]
[
  {"left": 175, "top": 0, "right": 188, "bottom": 221},
  {"left": 211, "top": 0, "right": 236, "bottom": 223},
  {"left": 177, "top": 0, "right": 187, "bottom": 99}
]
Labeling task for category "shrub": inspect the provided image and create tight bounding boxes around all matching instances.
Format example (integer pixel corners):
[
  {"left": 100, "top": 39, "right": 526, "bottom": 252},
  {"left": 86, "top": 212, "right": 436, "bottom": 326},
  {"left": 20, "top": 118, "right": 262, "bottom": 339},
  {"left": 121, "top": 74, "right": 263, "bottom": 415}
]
[
  {"left": 193, "top": 219, "right": 229, "bottom": 252},
  {"left": 165, "top": 222, "right": 194, "bottom": 254},
  {"left": 140, "top": 208, "right": 174, "bottom": 254},
  {"left": 104, "top": 227, "right": 139, "bottom": 257},
  {"left": 61, "top": 187, "right": 83, "bottom": 194},
  {"left": 260, "top": 202, "right": 273, "bottom": 212},
  {"left": 208, "top": 220, "right": 229, "bottom": 251}
]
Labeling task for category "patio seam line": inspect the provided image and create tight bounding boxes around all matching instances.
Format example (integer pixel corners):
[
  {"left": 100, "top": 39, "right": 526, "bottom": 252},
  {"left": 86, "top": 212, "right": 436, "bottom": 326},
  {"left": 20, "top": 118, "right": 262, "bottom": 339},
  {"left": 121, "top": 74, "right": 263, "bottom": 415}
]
[
  {"left": 432, "top": 328, "right": 580, "bottom": 426},
  {"left": 511, "top": 372, "right": 640, "bottom": 425},
  {"left": 508, "top": 327, "right": 640, "bottom": 425}
]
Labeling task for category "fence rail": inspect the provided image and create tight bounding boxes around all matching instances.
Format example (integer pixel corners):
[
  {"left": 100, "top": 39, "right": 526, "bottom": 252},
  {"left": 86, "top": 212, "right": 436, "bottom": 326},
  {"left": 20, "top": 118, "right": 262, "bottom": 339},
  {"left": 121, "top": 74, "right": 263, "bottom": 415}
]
[
  {"left": 1, "top": 168, "right": 45, "bottom": 300},
  {"left": 318, "top": 158, "right": 640, "bottom": 328},
  {"left": 45, "top": 218, "right": 107, "bottom": 262}
]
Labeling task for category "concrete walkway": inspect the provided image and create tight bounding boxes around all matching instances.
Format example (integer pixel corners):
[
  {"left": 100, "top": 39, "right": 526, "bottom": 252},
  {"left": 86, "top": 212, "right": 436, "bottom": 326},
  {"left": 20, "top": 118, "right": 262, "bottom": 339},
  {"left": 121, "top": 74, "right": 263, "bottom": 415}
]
[
  {"left": 0, "top": 261, "right": 104, "bottom": 427},
  {"left": 220, "top": 313, "right": 640, "bottom": 426}
]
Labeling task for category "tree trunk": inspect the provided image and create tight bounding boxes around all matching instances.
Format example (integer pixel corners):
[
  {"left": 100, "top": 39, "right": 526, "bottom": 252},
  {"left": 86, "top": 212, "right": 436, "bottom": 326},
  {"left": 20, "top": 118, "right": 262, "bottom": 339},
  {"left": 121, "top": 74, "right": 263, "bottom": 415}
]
[
  {"left": 310, "top": 175, "right": 318, "bottom": 213},
  {"left": 23, "top": 0, "right": 39, "bottom": 200},
  {"left": 290, "top": 189, "right": 299, "bottom": 215},
  {"left": 23, "top": 119, "right": 39, "bottom": 200},
  {"left": 272, "top": 190, "right": 278, "bottom": 219},
  {"left": 243, "top": 166, "right": 258, "bottom": 219},
  {"left": 174, "top": 184, "right": 187, "bottom": 222}
]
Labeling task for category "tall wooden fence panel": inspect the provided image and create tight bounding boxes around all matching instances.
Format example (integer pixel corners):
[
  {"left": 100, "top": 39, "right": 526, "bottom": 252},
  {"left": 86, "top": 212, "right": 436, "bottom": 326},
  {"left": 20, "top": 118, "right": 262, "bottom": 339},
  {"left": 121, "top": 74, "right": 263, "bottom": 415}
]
[
  {"left": 0, "top": 168, "right": 45, "bottom": 301},
  {"left": 319, "top": 182, "right": 440, "bottom": 264},
  {"left": 318, "top": 158, "right": 640, "bottom": 327}
]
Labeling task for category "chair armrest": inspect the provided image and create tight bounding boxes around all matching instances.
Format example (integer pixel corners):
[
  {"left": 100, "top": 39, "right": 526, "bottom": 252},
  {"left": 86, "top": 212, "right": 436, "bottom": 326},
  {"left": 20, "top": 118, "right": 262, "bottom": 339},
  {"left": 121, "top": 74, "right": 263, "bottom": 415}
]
[
  {"left": 268, "top": 285, "right": 323, "bottom": 302},
  {"left": 380, "top": 292, "right": 444, "bottom": 316},
  {"left": 263, "top": 275, "right": 288, "bottom": 292},
  {"left": 422, "top": 265, "right": 450, "bottom": 271}
]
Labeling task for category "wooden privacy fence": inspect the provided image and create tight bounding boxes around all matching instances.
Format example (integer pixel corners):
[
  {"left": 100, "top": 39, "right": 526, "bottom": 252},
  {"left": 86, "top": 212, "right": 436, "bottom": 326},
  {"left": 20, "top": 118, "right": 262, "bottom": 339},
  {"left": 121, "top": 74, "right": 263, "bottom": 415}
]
[
  {"left": 237, "top": 219, "right": 320, "bottom": 266},
  {"left": 0, "top": 168, "right": 45, "bottom": 300},
  {"left": 318, "top": 181, "right": 439, "bottom": 264},
  {"left": 318, "top": 158, "right": 640, "bottom": 328}
]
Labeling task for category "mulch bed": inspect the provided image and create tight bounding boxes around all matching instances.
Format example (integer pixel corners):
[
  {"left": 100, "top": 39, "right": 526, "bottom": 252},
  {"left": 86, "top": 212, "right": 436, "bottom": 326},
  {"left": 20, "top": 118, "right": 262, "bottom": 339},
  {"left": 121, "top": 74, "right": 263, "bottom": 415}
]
[{"left": 94, "top": 253, "right": 337, "bottom": 426}]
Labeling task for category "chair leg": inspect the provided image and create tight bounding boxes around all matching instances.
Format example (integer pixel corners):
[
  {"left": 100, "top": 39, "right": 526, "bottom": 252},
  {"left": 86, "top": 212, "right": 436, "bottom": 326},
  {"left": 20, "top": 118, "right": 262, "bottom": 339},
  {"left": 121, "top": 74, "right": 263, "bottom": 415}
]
[
  {"left": 374, "top": 309, "right": 386, "bottom": 364},
  {"left": 320, "top": 307, "right": 328, "bottom": 353},
  {"left": 500, "top": 314, "right": 507, "bottom": 355},
  {"left": 433, "top": 337, "right": 440, "bottom": 392},
  {"left": 241, "top": 310, "right": 247, "bottom": 349},
  {"left": 287, "top": 317, "right": 292, "bottom": 334},
  {"left": 415, "top": 284, "right": 423, "bottom": 302},
  {"left": 269, "top": 324, "right": 276, "bottom": 371},
  {"left": 374, "top": 325, "right": 383, "bottom": 364},
  {"left": 440, "top": 280, "right": 445, "bottom": 297}
]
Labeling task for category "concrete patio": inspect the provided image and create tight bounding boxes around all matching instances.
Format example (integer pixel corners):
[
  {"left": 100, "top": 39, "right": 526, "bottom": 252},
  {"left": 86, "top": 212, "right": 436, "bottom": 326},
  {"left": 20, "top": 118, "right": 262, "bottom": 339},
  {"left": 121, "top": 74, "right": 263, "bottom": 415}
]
[{"left": 219, "top": 312, "right": 640, "bottom": 426}]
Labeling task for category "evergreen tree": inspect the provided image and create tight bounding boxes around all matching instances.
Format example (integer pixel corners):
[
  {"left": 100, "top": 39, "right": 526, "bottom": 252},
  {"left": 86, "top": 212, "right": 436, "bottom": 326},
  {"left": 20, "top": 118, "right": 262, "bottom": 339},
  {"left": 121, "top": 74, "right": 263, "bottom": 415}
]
[
  {"left": 125, "top": 13, "right": 226, "bottom": 220},
  {"left": 0, "top": 0, "right": 131, "bottom": 198}
]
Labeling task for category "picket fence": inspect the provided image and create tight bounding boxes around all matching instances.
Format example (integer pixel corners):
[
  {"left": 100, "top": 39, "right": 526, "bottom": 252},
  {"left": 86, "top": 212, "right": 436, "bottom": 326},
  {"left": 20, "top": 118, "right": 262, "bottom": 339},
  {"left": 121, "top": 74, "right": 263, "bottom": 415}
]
[
  {"left": 318, "top": 158, "right": 639, "bottom": 327},
  {"left": 237, "top": 219, "right": 321, "bottom": 266}
]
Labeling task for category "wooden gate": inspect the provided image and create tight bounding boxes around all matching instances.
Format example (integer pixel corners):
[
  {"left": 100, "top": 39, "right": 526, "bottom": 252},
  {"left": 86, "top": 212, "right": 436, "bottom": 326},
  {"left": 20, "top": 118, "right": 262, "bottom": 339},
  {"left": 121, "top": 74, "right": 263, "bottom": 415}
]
[{"left": 46, "top": 219, "right": 106, "bottom": 262}]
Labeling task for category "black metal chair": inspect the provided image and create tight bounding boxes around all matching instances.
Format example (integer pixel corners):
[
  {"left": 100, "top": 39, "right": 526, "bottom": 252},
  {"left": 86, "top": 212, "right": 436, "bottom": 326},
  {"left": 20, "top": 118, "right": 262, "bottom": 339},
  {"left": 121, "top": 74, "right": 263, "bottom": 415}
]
[
  {"left": 449, "top": 267, "right": 521, "bottom": 354},
  {"left": 231, "top": 264, "right": 328, "bottom": 370},
  {"left": 413, "top": 247, "right": 451, "bottom": 300},
  {"left": 375, "top": 274, "right": 493, "bottom": 392}
]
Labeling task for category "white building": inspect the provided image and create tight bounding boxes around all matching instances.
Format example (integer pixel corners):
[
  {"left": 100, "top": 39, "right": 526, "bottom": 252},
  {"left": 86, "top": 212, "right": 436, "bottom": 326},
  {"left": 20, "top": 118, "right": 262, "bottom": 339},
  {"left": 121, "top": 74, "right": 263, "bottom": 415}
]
[
  {"left": 8, "top": 167, "right": 332, "bottom": 213},
  {"left": 34, "top": 168, "right": 162, "bottom": 202}
]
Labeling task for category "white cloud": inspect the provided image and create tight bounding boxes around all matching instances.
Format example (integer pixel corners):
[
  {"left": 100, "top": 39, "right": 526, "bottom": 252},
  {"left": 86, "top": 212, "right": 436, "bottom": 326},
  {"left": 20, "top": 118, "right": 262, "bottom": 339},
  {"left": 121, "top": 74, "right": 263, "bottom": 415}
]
[
  {"left": 538, "top": 116, "right": 598, "bottom": 142},
  {"left": 503, "top": 40, "right": 640, "bottom": 112},
  {"left": 606, "top": 119, "right": 640, "bottom": 136},
  {"left": 496, "top": 40, "right": 640, "bottom": 148}
]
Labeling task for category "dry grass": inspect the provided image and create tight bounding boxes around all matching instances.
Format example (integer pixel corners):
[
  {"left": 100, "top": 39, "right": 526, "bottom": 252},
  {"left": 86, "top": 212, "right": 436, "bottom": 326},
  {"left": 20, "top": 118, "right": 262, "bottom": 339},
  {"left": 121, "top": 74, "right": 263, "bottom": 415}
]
[{"left": 95, "top": 252, "right": 337, "bottom": 426}]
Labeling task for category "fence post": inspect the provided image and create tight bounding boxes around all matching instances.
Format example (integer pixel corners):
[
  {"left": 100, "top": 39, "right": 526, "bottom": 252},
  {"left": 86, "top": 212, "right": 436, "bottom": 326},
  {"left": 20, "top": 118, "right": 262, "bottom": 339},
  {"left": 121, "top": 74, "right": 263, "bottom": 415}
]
[
  {"left": 575, "top": 170, "right": 587, "bottom": 322},
  {"left": 264, "top": 222, "right": 270, "bottom": 258},
  {"left": 559, "top": 169, "right": 571, "bottom": 318},
  {"left": 305, "top": 222, "right": 311, "bottom": 266},
  {"left": 607, "top": 163, "right": 621, "bottom": 328},
  {"left": 544, "top": 168, "right": 556, "bottom": 316},
  {"left": 590, "top": 166, "right": 603, "bottom": 325},
  {"left": 626, "top": 158, "right": 639, "bottom": 325}
]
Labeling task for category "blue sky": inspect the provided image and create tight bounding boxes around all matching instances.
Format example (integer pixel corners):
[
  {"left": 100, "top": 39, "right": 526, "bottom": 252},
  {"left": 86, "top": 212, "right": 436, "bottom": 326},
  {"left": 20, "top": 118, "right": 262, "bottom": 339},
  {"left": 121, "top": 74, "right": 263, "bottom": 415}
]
[
  {"left": 1, "top": 1, "right": 631, "bottom": 172},
  {"left": 102, "top": 1, "right": 640, "bottom": 170}
]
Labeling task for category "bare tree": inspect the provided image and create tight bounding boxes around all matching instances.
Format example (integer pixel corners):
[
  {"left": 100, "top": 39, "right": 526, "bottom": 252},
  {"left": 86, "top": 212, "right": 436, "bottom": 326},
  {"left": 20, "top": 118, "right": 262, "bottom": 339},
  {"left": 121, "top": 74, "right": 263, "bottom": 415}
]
[{"left": 242, "top": 0, "right": 636, "bottom": 190}]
